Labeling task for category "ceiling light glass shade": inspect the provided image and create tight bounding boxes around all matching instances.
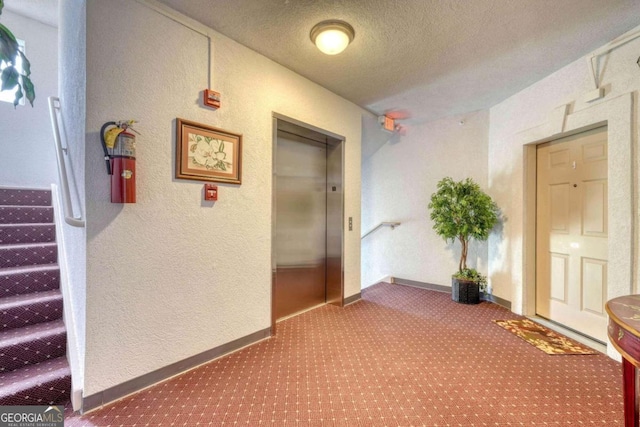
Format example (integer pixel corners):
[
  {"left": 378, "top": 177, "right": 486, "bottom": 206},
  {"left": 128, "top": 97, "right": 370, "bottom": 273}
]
[{"left": 310, "top": 20, "right": 355, "bottom": 55}]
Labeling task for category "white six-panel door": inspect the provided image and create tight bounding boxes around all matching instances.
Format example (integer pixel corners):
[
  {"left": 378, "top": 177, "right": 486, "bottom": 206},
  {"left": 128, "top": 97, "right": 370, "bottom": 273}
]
[{"left": 536, "top": 127, "right": 608, "bottom": 342}]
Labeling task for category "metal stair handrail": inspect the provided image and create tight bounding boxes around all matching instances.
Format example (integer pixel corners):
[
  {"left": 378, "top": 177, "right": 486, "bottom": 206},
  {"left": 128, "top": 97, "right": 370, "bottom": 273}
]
[
  {"left": 48, "top": 97, "right": 85, "bottom": 228},
  {"left": 361, "top": 221, "right": 401, "bottom": 239}
]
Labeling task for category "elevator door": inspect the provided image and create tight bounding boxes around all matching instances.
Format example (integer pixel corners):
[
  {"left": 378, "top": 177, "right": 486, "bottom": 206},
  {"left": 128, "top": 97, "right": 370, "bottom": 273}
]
[
  {"left": 275, "top": 131, "right": 327, "bottom": 319},
  {"left": 273, "top": 120, "right": 343, "bottom": 321}
]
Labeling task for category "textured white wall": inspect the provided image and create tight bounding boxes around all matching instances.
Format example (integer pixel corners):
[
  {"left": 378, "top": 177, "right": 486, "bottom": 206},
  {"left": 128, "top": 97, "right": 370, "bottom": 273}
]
[
  {"left": 0, "top": 10, "right": 57, "bottom": 187},
  {"left": 488, "top": 28, "right": 640, "bottom": 313},
  {"left": 361, "top": 110, "right": 489, "bottom": 289},
  {"left": 83, "top": 0, "right": 362, "bottom": 396},
  {"left": 58, "top": 0, "right": 86, "bottom": 408}
]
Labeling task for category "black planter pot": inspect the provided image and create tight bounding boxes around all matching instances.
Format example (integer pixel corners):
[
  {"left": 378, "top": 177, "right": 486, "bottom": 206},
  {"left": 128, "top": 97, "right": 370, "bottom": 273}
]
[{"left": 451, "top": 277, "right": 480, "bottom": 304}]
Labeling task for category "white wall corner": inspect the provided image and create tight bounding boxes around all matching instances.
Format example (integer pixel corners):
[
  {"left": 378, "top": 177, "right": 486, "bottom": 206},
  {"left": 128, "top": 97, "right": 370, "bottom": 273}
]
[{"left": 363, "top": 275, "right": 393, "bottom": 289}]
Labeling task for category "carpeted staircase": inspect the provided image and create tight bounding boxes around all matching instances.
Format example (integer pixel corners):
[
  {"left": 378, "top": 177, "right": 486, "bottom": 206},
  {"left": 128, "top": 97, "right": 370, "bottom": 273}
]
[{"left": 0, "top": 187, "right": 71, "bottom": 405}]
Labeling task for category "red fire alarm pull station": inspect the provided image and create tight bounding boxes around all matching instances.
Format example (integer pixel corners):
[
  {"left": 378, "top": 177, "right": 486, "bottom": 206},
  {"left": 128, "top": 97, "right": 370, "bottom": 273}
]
[
  {"left": 203, "top": 89, "right": 221, "bottom": 109},
  {"left": 204, "top": 184, "right": 218, "bottom": 201}
]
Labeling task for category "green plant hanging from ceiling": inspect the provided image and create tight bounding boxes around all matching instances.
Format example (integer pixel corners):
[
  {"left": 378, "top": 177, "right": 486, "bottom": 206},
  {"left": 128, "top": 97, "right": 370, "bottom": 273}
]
[{"left": 0, "top": 0, "right": 35, "bottom": 107}]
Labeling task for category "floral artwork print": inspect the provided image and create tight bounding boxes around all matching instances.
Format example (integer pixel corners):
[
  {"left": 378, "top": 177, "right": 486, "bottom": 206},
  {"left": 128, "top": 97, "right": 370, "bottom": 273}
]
[
  {"left": 188, "top": 133, "right": 233, "bottom": 173},
  {"left": 176, "top": 118, "right": 242, "bottom": 184}
]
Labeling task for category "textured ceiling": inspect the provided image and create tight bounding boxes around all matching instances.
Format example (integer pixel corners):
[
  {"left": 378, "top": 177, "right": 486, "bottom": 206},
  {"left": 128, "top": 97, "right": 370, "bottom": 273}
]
[
  {"left": 4, "top": 1, "right": 640, "bottom": 125},
  {"left": 156, "top": 0, "right": 640, "bottom": 124}
]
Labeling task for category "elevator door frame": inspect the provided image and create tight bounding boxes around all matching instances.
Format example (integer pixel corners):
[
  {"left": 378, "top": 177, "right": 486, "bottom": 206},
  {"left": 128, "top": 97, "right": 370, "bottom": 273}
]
[{"left": 271, "top": 113, "right": 345, "bottom": 334}]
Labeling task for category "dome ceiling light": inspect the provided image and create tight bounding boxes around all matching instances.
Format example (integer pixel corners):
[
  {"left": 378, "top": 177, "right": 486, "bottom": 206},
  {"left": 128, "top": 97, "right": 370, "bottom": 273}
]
[{"left": 310, "top": 20, "right": 355, "bottom": 55}]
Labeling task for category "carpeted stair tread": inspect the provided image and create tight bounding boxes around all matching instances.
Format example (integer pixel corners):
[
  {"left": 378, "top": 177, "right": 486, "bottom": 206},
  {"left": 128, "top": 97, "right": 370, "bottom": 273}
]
[
  {"left": 0, "top": 242, "right": 58, "bottom": 268},
  {"left": 0, "top": 290, "right": 62, "bottom": 311},
  {"left": 0, "top": 188, "right": 51, "bottom": 207},
  {"left": 0, "top": 356, "right": 70, "bottom": 406},
  {"left": 0, "top": 188, "right": 69, "bottom": 407},
  {"left": 1, "top": 264, "right": 60, "bottom": 298},
  {"left": 0, "top": 319, "right": 67, "bottom": 373},
  {"left": 0, "top": 290, "right": 63, "bottom": 331},
  {"left": 0, "top": 223, "right": 55, "bottom": 244},
  {"left": 0, "top": 206, "right": 54, "bottom": 224}
]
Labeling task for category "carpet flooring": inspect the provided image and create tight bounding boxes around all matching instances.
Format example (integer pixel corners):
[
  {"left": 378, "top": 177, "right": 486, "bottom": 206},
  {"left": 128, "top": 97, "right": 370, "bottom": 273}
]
[{"left": 64, "top": 282, "right": 623, "bottom": 426}]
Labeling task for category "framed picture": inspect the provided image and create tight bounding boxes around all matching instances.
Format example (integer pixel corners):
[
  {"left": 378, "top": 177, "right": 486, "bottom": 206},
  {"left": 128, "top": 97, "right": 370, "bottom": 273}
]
[{"left": 176, "top": 118, "right": 242, "bottom": 184}]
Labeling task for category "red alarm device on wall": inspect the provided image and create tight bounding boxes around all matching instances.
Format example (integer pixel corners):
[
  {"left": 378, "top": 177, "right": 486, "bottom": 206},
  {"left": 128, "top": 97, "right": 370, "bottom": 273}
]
[{"left": 204, "top": 184, "right": 218, "bottom": 201}]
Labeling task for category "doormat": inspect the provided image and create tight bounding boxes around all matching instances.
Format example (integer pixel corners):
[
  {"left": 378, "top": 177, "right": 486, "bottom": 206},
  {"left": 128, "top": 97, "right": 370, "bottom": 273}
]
[{"left": 493, "top": 319, "right": 597, "bottom": 355}]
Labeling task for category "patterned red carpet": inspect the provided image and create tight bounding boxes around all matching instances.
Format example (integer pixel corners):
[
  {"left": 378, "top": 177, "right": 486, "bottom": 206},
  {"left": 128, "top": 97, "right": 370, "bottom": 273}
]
[{"left": 65, "top": 282, "right": 623, "bottom": 426}]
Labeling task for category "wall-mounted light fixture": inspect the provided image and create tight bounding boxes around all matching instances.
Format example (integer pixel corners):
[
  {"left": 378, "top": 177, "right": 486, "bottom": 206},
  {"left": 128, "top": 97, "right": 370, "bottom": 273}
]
[{"left": 310, "top": 20, "right": 355, "bottom": 55}]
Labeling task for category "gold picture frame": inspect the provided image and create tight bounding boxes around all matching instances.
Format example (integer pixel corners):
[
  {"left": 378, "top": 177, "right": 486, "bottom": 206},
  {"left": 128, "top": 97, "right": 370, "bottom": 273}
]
[{"left": 176, "top": 118, "right": 242, "bottom": 184}]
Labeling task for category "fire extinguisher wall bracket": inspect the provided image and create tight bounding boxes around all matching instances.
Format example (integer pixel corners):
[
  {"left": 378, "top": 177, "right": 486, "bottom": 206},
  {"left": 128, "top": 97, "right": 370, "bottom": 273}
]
[{"left": 99, "top": 121, "right": 116, "bottom": 175}]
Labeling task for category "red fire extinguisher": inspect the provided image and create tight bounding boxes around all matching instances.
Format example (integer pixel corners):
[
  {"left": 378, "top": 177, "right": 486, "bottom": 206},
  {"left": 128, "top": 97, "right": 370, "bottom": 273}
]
[{"left": 100, "top": 120, "right": 138, "bottom": 203}]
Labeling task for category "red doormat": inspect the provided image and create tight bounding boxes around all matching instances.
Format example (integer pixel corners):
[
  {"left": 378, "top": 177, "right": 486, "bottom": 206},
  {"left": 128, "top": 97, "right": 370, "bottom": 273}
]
[{"left": 493, "top": 319, "right": 598, "bottom": 355}]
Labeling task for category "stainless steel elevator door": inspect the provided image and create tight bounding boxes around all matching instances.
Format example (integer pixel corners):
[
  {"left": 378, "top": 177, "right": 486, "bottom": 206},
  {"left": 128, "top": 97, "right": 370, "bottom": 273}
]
[{"left": 275, "top": 131, "right": 327, "bottom": 319}]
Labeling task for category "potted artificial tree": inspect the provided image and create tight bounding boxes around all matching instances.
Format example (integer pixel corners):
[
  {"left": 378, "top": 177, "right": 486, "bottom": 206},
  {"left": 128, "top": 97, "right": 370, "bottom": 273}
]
[
  {"left": 0, "top": 0, "right": 35, "bottom": 107},
  {"left": 428, "top": 177, "right": 499, "bottom": 304}
]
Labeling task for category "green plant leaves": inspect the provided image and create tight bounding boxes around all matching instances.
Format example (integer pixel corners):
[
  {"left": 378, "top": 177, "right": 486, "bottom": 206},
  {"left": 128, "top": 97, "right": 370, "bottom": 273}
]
[
  {"left": 0, "top": 24, "right": 18, "bottom": 63},
  {"left": 14, "top": 82, "right": 22, "bottom": 105},
  {"left": 0, "top": 21, "right": 35, "bottom": 107},
  {"left": 453, "top": 268, "right": 488, "bottom": 290},
  {"left": 428, "top": 177, "right": 499, "bottom": 272},
  {"left": 18, "top": 50, "right": 30, "bottom": 75},
  {"left": 22, "top": 74, "right": 34, "bottom": 106},
  {"left": 0, "top": 63, "right": 17, "bottom": 90}
]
